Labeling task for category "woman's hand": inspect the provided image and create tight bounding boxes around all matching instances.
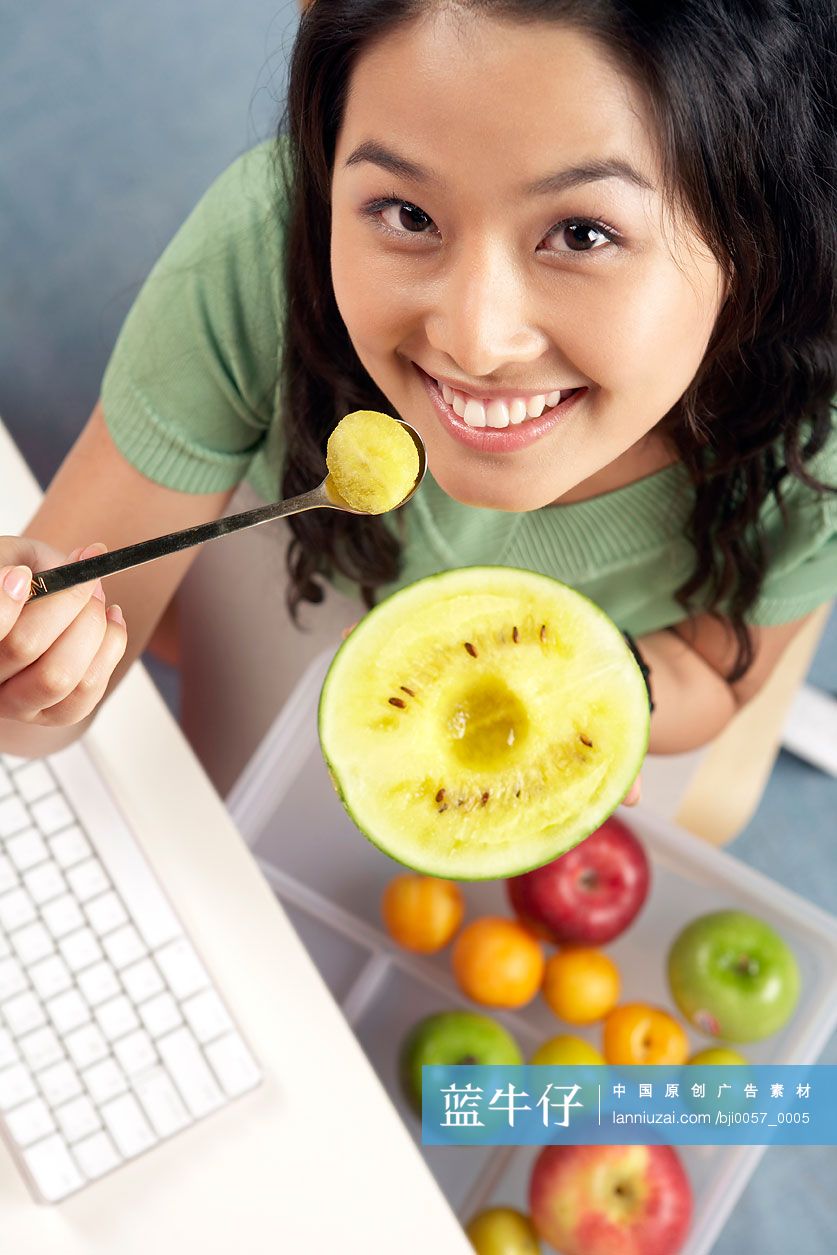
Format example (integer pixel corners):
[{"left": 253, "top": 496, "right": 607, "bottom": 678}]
[
  {"left": 621, "top": 774, "right": 642, "bottom": 806},
  {"left": 343, "top": 619, "right": 644, "bottom": 807},
  {"left": 0, "top": 537, "right": 128, "bottom": 727}
]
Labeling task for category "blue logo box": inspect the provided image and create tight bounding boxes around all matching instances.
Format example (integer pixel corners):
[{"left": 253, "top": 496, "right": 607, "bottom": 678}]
[{"left": 421, "top": 1064, "right": 837, "bottom": 1146}]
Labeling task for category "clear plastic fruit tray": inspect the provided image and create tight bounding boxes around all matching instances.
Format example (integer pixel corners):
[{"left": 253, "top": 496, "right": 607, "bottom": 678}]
[{"left": 226, "top": 648, "right": 837, "bottom": 1255}]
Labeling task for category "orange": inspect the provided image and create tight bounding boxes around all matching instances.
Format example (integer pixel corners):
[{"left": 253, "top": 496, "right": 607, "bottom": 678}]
[
  {"left": 603, "top": 1002, "right": 690, "bottom": 1065},
  {"left": 452, "top": 917, "right": 545, "bottom": 1008},
  {"left": 381, "top": 875, "right": 465, "bottom": 953},
  {"left": 541, "top": 947, "right": 620, "bottom": 1025}
]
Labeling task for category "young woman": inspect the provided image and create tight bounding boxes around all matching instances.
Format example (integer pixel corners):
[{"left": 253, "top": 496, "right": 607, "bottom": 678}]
[{"left": 1, "top": 0, "right": 834, "bottom": 803}]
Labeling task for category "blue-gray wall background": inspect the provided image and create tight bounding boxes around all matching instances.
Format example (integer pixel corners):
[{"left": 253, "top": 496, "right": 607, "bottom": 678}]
[{"left": 1, "top": 5, "right": 835, "bottom": 1250}]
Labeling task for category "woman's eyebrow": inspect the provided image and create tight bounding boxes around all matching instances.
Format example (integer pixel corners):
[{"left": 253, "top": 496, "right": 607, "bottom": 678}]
[{"left": 343, "top": 140, "right": 653, "bottom": 195}]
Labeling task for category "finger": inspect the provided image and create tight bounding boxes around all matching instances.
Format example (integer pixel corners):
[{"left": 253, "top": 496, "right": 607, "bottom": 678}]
[
  {"left": 0, "top": 543, "right": 107, "bottom": 686},
  {"left": 0, "top": 593, "right": 108, "bottom": 720},
  {"left": 0, "top": 564, "right": 34, "bottom": 640},
  {"left": 341, "top": 620, "right": 359, "bottom": 641},
  {"left": 32, "top": 605, "right": 128, "bottom": 727},
  {"left": 622, "top": 775, "right": 643, "bottom": 807}
]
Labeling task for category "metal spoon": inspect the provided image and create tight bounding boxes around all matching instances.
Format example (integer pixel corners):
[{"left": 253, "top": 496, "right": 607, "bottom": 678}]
[{"left": 25, "top": 418, "right": 427, "bottom": 601}]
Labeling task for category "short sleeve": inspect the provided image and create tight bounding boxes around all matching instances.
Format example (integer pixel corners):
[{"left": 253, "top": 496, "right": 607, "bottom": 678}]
[
  {"left": 744, "top": 426, "right": 837, "bottom": 625},
  {"left": 100, "top": 138, "right": 289, "bottom": 494}
]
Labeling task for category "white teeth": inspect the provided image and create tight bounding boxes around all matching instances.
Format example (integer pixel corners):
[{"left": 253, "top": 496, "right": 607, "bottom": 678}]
[
  {"left": 432, "top": 375, "right": 574, "bottom": 428},
  {"left": 463, "top": 398, "right": 487, "bottom": 428},
  {"left": 485, "top": 399, "right": 510, "bottom": 428}
]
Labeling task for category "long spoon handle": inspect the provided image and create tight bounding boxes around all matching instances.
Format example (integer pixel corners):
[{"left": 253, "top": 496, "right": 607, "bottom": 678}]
[{"left": 25, "top": 488, "right": 324, "bottom": 601}]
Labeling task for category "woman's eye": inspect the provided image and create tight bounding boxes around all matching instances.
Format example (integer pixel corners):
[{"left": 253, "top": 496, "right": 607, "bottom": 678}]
[{"left": 366, "top": 198, "right": 619, "bottom": 253}]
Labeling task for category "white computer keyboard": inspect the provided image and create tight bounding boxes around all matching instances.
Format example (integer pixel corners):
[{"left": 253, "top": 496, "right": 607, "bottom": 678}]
[{"left": 0, "top": 741, "right": 262, "bottom": 1203}]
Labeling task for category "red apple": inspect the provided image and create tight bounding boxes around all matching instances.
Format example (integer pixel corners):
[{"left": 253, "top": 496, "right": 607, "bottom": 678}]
[
  {"left": 529, "top": 1144, "right": 692, "bottom": 1255},
  {"left": 507, "top": 817, "right": 650, "bottom": 945}
]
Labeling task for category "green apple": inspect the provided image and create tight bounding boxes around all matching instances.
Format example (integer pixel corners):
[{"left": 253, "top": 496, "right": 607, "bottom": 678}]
[
  {"left": 466, "top": 1206, "right": 542, "bottom": 1254},
  {"left": 667, "top": 910, "right": 800, "bottom": 1042},
  {"left": 399, "top": 1010, "right": 523, "bottom": 1113}
]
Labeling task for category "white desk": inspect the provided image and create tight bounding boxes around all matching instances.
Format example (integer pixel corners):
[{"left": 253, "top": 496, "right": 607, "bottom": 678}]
[{"left": 0, "top": 419, "right": 473, "bottom": 1253}]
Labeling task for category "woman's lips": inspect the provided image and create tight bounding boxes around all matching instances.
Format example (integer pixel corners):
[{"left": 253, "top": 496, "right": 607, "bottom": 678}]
[{"left": 414, "top": 363, "right": 585, "bottom": 452}]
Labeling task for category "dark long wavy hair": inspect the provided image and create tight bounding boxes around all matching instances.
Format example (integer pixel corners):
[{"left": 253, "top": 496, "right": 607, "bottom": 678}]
[{"left": 275, "top": 0, "right": 836, "bottom": 683}]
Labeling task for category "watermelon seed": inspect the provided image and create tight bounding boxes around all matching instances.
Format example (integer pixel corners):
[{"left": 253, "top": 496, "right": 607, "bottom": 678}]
[
  {"left": 438, "top": 803, "right": 448, "bottom": 813},
  {"left": 464, "top": 642, "right": 478, "bottom": 657},
  {"left": 481, "top": 791, "right": 490, "bottom": 806},
  {"left": 388, "top": 697, "right": 406, "bottom": 708},
  {"left": 435, "top": 788, "right": 446, "bottom": 804},
  {"left": 400, "top": 685, "right": 416, "bottom": 697},
  {"left": 512, "top": 625, "right": 520, "bottom": 643},
  {"left": 515, "top": 789, "right": 521, "bottom": 798},
  {"left": 540, "top": 624, "right": 547, "bottom": 642},
  {"left": 580, "top": 734, "right": 593, "bottom": 747}
]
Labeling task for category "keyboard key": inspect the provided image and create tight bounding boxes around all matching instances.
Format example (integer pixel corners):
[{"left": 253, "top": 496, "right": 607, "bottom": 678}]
[
  {"left": 0, "top": 1062, "right": 38, "bottom": 1110},
  {"left": 64, "top": 1023, "right": 109, "bottom": 1071},
  {"left": 23, "top": 860, "right": 67, "bottom": 906},
  {"left": 76, "top": 960, "right": 121, "bottom": 1008},
  {"left": 113, "top": 1030, "right": 157, "bottom": 1077},
  {"left": 205, "top": 1035, "right": 260, "bottom": 1098},
  {"left": 0, "top": 955, "right": 28, "bottom": 1000},
  {"left": 94, "top": 995, "right": 139, "bottom": 1043},
  {"left": 137, "top": 992, "right": 181, "bottom": 1039},
  {"left": 38, "top": 1060, "right": 83, "bottom": 1107},
  {"left": 85, "top": 891, "right": 128, "bottom": 936},
  {"left": 65, "top": 858, "right": 110, "bottom": 903},
  {"left": 11, "top": 921, "right": 54, "bottom": 966},
  {"left": 29, "top": 954, "right": 73, "bottom": 1001},
  {"left": 0, "top": 853, "right": 18, "bottom": 893},
  {"left": 181, "top": 989, "right": 233, "bottom": 1045},
  {"left": 46, "top": 989, "right": 90, "bottom": 1035},
  {"left": 82, "top": 1058, "right": 128, "bottom": 1105},
  {"left": 0, "top": 795, "right": 29, "bottom": 838},
  {"left": 42, "top": 894, "right": 85, "bottom": 940},
  {"left": 0, "top": 1027, "right": 18, "bottom": 1068},
  {"left": 102, "top": 925, "right": 146, "bottom": 970},
  {"left": 22, "top": 1133, "right": 85, "bottom": 1201},
  {"left": 72, "top": 1130, "right": 121, "bottom": 1180},
  {"left": 156, "top": 1028, "right": 224, "bottom": 1117},
  {"left": 0, "top": 763, "right": 11, "bottom": 797},
  {"left": 48, "top": 826, "right": 92, "bottom": 869},
  {"left": 6, "top": 1096, "right": 55, "bottom": 1147},
  {"left": 13, "top": 762, "right": 55, "bottom": 804},
  {"left": 30, "top": 793, "right": 75, "bottom": 836},
  {"left": 3, "top": 990, "right": 47, "bottom": 1036},
  {"left": 100, "top": 1093, "right": 156, "bottom": 1158},
  {"left": 121, "top": 958, "right": 164, "bottom": 1004},
  {"left": 58, "top": 927, "right": 103, "bottom": 973},
  {"left": 48, "top": 753, "right": 180, "bottom": 951},
  {"left": 18, "top": 1025, "right": 64, "bottom": 1072},
  {"left": 6, "top": 828, "right": 49, "bottom": 872},
  {"left": 133, "top": 1068, "right": 191, "bottom": 1138},
  {"left": 0, "top": 887, "right": 37, "bottom": 932},
  {"left": 154, "top": 938, "right": 209, "bottom": 1000},
  {"left": 54, "top": 1094, "right": 101, "bottom": 1144}
]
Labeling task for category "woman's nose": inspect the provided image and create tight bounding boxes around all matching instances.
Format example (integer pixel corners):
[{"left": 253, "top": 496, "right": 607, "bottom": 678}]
[{"left": 424, "top": 244, "right": 548, "bottom": 379}]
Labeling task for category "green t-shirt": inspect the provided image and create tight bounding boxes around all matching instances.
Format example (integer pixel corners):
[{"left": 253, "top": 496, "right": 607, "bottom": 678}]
[{"left": 101, "top": 139, "right": 837, "bottom": 635}]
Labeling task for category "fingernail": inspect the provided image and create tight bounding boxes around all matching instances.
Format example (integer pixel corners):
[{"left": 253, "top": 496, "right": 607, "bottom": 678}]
[
  {"left": 93, "top": 581, "right": 106, "bottom": 603},
  {"left": 68, "top": 546, "right": 83, "bottom": 563},
  {"left": 3, "top": 565, "right": 32, "bottom": 602},
  {"left": 107, "top": 604, "right": 125, "bottom": 627},
  {"left": 80, "top": 542, "right": 108, "bottom": 560}
]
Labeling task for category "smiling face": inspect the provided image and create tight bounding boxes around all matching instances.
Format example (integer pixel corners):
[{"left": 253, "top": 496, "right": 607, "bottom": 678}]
[{"left": 330, "top": 8, "right": 726, "bottom": 511}]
